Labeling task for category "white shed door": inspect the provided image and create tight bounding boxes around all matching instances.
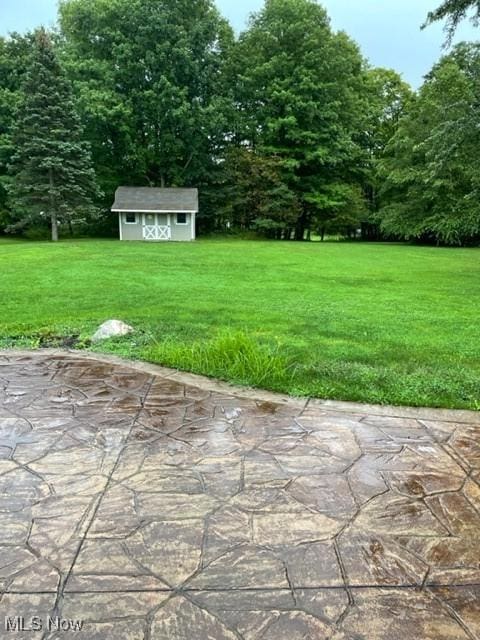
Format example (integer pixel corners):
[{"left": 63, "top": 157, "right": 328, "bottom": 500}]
[{"left": 143, "top": 214, "right": 171, "bottom": 241}]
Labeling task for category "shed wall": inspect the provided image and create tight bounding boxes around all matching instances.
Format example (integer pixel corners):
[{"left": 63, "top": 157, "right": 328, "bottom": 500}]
[
  {"left": 118, "top": 212, "right": 196, "bottom": 241},
  {"left": 120, "top": 214, "right": 143, "bottom": 241},
  {"left": 171, "top": 213, "right": 195, "bottom": 241}
]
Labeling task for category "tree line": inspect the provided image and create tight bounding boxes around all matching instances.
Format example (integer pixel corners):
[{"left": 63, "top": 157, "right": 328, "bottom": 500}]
[{"left": 0, "top": 0, "right": 478, "bottom": 245}]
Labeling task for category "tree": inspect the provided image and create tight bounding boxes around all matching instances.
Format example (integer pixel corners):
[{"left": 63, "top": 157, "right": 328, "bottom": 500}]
[
  {"left": 363, "top": 68, "right": 413, "bottom": 161},
  {"left": 361, "top": 68, "right": 413, "bottom": 237},
  {"left": 214, "top": 147, "right": 300, "bottom": 237},
  {"left": 232, "top": 0, "right": 369, "bottom": 240},
  {"left": 0, "top": 33, "right": 33, "bottom": 230},
  {"left": 378, "top": 43, "right": 480, "bottom": 245},
  {"left": 8, "top": 29, "right": 100, "bottom": 241},
  {"left": 58, "top": 0, "right": 234, "bottom": 200},
  {"left": 423, "top": 0, "right": 480, "bottom": 43}
]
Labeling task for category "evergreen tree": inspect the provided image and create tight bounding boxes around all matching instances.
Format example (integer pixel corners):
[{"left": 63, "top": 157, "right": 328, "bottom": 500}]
[
  {"left": 9, "top": 28, "right": 100, "bottom": 241},
  {"left": 423, "top": 0, "right": 480, "bottom": 43},
  {"left": 0, "top": 33, "right": 33, "bottom": 230}
]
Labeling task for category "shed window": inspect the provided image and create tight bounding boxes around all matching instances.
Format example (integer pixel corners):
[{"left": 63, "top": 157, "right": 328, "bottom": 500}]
[
  {"left": 125, "top": 213, "right": 137, "bottom": 224},
  {"left": 176, "top": 213, "right": 188, "bottom": 225}
]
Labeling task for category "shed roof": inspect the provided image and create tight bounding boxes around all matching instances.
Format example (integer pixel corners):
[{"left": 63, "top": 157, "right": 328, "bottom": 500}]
[{"left": 112, "top": 187, "right": 198, "bottom": 213}]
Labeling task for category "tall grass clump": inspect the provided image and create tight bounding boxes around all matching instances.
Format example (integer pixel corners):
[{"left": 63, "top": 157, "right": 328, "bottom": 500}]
[{"left": 145, "top": 330, "right": 294, "bottom": 390}]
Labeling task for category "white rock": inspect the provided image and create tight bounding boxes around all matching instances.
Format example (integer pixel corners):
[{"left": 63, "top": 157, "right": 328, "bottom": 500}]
[{"left": 91, "top": 319, "right": 134, "bottom": 342}]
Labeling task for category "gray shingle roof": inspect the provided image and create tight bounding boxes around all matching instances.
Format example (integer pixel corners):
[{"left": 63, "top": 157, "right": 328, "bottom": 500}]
[{"left": 112, "top": 187, "right": 198, "bottom": 212}]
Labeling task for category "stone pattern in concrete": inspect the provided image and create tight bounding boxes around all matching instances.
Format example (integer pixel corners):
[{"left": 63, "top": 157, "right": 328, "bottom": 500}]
[{"left": 0, "top": 352, "right": 478, "bottom": 639}]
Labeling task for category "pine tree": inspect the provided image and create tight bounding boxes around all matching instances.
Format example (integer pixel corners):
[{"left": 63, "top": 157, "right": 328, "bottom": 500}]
[
  {"left": 423, "top": 0, "right": 479, "bottom": 43},
  {"left": 9, "top": 28, "right": 100, "bottom": 241}
]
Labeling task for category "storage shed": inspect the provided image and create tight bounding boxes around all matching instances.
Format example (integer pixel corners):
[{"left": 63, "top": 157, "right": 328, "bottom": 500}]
[{"left": 112, "top": 187, "right": 198, "bottom": 242}]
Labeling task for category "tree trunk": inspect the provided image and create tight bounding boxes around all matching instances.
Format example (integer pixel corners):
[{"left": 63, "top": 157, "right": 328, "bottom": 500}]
[
  {"left": 295, "top": 209, "right": 309, "bottom": 241},
  {"left": 321, "top": 227, "right": 326, "bottom": 242},
  {"left": 183, "top": 153, "right": 194, "bottom": 173},
  {"left": 160, "top": 174, "right": 166, "bottom": 188},
  {"left": 51, "top": 212, "right": 59, "bottom": 242},
  {"left": 49, "top": 168, "right": 59, "bottom": 242},
  {"left": 294, "top": 224, "right": 305, "bottom": 241}
]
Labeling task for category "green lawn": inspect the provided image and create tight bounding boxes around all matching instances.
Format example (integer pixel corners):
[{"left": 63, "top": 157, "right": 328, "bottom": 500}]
[{"left": 0, "top": 237, "right": 478, "bottom": 409}]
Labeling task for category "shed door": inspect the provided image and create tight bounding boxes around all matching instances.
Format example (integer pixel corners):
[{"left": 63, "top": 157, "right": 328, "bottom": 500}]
[{"left": 143, "top": 214, "right": 171, "bottom": 241}]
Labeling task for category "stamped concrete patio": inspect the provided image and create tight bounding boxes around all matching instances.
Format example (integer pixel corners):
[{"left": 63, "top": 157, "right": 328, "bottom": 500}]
[{"left": 0, "top": 351, "right": 479, "bottom": 639}]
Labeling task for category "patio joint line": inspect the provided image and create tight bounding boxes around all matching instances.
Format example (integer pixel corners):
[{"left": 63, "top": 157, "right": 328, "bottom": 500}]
[{"left": 5, "top": 583, "right": 480, "bottom": 596}]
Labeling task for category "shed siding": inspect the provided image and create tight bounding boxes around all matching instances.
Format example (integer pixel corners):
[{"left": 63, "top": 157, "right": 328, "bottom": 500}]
[
  {"left": 118, "top": 212, "right": 196, "bottom": 241},
  {"left": 120, "top": 213, "right": 143, "bottom": 241},
  {"left": 171, "top": 213, "right": 195, "bottom": 241}
]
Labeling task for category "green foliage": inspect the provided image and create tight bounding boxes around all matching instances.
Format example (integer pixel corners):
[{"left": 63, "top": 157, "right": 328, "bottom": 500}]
[
  {"left": 58, "top": 0, "right": 234, "bottom": 197},
  {"left": 231, "top": 0, "right": 369, "bottom": 239},
  {"left": 8, "top": 29, "right": 101, "bottom": 241},
  {"left": 314, "top": 184, "right": 367, "bottom": 238},
  {"left": 360, "top": 67, "right": 414, "bottom": 236},
  {"left": 379, "top": 43, "right": 480, "bottom": 245},
  {"left": 424, "top": 0, "right": 480, "bottom": 42},
  {"left": 364, "top": 68, "right": 414, "bottom": 157},
  {"left": 0, "top": 33, "right": 34, "bottom": 227},
  {"left": 213, "top": 147, "right": 300, "bottom": 236}
]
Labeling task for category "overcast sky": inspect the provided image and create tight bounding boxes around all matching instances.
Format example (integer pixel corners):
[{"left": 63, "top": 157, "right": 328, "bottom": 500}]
[{"left": 0, "top": 0, "right": 478, "bottom": 88}]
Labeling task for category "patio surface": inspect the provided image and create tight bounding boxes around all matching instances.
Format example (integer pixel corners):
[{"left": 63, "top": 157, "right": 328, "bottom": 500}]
[{"left": 0, "top": 351, "right": 479, "bottom": 639}]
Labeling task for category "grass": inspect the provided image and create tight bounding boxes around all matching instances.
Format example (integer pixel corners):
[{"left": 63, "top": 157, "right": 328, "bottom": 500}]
[{"left": 0, "top": 237, "right": 478, "bottom": 410}]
